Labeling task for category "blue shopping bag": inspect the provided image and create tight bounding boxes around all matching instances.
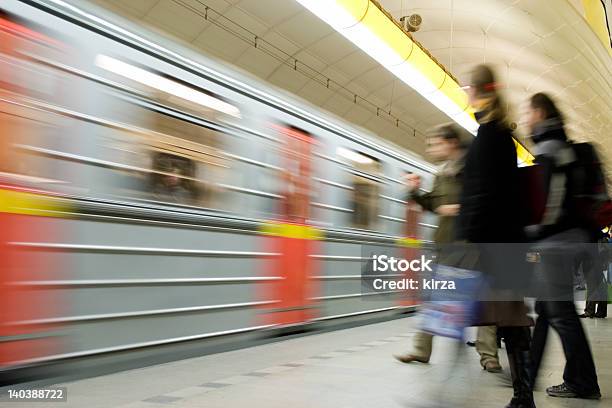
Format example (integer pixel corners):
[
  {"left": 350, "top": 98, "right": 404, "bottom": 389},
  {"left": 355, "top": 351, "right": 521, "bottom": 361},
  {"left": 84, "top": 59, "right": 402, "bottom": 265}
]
[{"left": 419, "top": 264, "right": 485, "bottom": 340}]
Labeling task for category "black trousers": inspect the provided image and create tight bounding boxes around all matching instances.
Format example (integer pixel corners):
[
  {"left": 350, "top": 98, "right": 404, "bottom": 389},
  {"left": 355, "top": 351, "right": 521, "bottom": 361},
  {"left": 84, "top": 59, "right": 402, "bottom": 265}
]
[
  {"left": 581, "top": 247, "right": 608, "bottom": 316},
  {"left": 530, "top": 300, "right": 600, "bottom": 395}
]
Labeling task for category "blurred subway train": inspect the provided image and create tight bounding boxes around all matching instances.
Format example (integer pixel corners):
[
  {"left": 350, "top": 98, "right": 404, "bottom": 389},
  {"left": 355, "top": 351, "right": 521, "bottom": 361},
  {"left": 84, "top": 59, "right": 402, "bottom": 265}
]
[{"left": 0, "top": 0, "right": 438, "bottom": 383}]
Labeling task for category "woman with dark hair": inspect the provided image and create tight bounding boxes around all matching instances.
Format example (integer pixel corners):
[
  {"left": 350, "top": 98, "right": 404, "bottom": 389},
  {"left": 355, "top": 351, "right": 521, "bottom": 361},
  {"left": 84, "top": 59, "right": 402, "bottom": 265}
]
[
  {"left": 525, "top": 92, "right": 601, "bottom": 400},
  {"left": 458, "top": 65, "right": 535, "bottom": 408}
]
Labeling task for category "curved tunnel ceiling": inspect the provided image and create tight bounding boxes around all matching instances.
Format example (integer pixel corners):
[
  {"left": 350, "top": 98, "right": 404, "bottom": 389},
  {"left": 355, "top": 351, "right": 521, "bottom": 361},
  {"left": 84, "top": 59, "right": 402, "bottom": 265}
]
[{"left": 89, "top": 0, "right": 611, "bottom": 171}]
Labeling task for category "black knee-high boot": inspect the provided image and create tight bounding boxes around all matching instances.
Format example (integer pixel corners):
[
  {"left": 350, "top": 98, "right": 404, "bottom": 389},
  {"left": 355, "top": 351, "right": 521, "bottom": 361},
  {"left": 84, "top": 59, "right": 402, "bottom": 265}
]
[
  {"left": 506, "top": 350, "right": 536, "bottom": 408},
  {"left": 502, "top": 327, "right": 535, "bottom": 408}
]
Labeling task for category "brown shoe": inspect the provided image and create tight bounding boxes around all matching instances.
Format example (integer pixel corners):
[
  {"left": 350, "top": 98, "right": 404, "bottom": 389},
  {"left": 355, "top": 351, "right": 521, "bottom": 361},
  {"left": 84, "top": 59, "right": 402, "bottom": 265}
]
[
  {"left": 393, "top": 354, "right": 429, "bottom": 364},
  {"left": 483, "top": 360, "right": 502, "bottom": 373}
]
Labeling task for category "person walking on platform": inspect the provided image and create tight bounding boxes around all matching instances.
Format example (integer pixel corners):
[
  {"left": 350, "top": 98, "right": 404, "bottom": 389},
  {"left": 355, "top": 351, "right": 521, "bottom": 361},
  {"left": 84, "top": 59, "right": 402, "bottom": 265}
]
[
  {"left": 579, "top": 236, "right": 609, "bottom": 318},
  {"left": 457, "top": 65, "right": 535, "bottom": 408},
  {"left": 393, "top": 125, "right": 502, "bottom": 373},
  {"left": 524, "top": 92, "right": 601, "bottom": 400}
]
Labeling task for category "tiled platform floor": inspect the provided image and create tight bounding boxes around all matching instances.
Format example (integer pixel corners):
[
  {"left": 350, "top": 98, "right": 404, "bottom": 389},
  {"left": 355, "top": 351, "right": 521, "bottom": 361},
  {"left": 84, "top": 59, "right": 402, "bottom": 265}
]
[{"left": 2, "top": 304, "right": 609, "bottom": 408}]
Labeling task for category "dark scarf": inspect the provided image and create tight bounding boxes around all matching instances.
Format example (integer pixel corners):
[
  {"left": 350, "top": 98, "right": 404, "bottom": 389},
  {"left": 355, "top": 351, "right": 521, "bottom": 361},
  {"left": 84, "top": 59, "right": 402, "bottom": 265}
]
[{"left": 531, "top": 117, "right": 567, "bottom": 145}]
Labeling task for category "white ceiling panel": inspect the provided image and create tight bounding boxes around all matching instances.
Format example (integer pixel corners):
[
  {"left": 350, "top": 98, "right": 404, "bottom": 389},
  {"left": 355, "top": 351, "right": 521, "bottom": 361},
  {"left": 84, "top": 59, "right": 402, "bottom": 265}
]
[
  {"left": 296, "top": 80, "right": 336, "bottom": 106},
  {"left": 306, "top": 35, "right": 359, "bottom": 67},
  {"left": 192, "top": 23, "right": 251, "bottom": 62},
  {"left": 236, "top": 0, "right": 301, "bottom": 27},
  {"left": 354, "top": 66, "right": 401, "bottom": 95},
  {"left": 292, "top": 50, "right": 328, "bottom": 74},
  {"left": 145, "top": 1, "right": 206, "bottom": 40},
  {"left": 221, "top": 6, "right": 268, "bottom": 35},
  {"left": 329, "top": 52, "right": 380, "bottom": 83},
  {"left": 322, "top": 93, "right": 360, "bottom": 118},
  {"left": 103, "top": 0, "right": 157, "bottom": 18},
  {"left": 266, "top": 64, "right": 311, "bottom": 94},
  {"left": 342, "top": 105, "right": 375, "bottom": 127},
  {"left": 260, "top": 31, "right": 300, "bottom": 62},
  {"left": 274, "top": 12, "right": 331, "bottom": 47},
  {"left": 232, "top": 46, "right": 282, "bottom": 78}
]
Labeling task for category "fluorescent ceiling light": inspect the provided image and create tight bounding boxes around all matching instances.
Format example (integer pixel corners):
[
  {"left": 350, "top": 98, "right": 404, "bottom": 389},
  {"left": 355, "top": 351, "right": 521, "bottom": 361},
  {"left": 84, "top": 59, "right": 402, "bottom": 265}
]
[
  {"left": 295, "top": 0, "right": 475, "bottom": 133},
  {"left": 337, "top": 147, "right": 373, "bottom": 164},
  {"left": 95, "top": 54, "right": 241, "bottom": 118},
  {"left": 296, "top": 0, "right": 361, "bottom": 30}
]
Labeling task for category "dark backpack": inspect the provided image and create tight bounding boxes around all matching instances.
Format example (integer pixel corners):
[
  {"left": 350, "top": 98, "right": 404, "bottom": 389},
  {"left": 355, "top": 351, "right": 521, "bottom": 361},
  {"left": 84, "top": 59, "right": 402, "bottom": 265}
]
[
  {"left": 518, "top": 164, "right": 546, "bottom": 226},
  {"left": 569, "top": 142, "right": 612, "bottom": 229}
]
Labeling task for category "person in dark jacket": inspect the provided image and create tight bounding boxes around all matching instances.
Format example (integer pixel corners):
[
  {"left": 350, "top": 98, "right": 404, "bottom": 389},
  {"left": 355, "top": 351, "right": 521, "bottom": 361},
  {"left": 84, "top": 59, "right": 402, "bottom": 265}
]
[
  {"left": 393, "top": 124, "right": 501, "bottom": 372},
  {"left": 579, "top": 235, "right": 609, "bottom": 318},
  {"left": 458, "top": 64, "right": 534, "bottom": 408},
  {"left": 525, "top": 92, "right": 601, "bottom": 400}
]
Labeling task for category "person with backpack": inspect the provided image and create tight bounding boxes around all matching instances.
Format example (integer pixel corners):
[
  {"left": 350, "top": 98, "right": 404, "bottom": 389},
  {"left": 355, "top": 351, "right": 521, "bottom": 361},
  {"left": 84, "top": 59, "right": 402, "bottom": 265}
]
[
  {"left": 393, "top": 124, "right": 502, "bottom": 373},
  {"left": 525, "top": 92, "right": 601, "bottom": 400}
]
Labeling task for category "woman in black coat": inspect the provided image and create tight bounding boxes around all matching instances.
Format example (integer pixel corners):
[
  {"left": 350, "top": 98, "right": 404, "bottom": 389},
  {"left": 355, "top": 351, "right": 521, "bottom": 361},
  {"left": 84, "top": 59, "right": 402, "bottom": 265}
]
[{"left": 458, "top": 65, "right": 534, "bottom": 408}]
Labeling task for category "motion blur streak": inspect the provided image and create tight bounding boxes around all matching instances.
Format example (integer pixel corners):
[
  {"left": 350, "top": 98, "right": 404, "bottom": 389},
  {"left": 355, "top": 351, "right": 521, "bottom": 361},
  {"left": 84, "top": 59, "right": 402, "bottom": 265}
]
[{"left": 95, "top": 55, "right": 242, "bottom": 118}]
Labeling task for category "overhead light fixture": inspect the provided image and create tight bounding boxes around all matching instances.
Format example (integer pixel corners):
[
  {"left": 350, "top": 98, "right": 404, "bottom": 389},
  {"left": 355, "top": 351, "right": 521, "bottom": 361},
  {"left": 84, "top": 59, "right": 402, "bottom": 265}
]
[
  {"left": 337, "top": 147, "right": 373, "bottom": 164},
  {"left": 295, "top": 0, "right": 476, "bottom": 134},
  {"left": 95, "top": 54, "right": 241, "bottom": 118}
]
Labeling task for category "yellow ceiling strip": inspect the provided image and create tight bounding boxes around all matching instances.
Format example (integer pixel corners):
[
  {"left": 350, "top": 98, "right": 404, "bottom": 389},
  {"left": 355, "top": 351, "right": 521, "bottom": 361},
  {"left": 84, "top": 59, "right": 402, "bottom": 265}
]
[
  {"left": 438, "top": 74, "right": 470, "bottom": 113},
  {"left": 332, "top": 0, "right": 473, "bottom": 123},
  {"left": 355, "top": 2, "right": 414, "bottom": 62},
  {"left": 581, "top": 0, "right": 612, "bottom": 53},
  {"left": 405, "top": 43, "right": 446, "bottom": 89},
  {"left": 336, "top": 0, "right": 369, "bottom": 28}
]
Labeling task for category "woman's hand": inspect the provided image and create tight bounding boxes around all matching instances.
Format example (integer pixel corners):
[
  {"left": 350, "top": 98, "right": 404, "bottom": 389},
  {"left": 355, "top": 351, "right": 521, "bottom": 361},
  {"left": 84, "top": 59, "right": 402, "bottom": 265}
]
[{"left": 404, "top": 173, "right": 421, "bottom": 192}]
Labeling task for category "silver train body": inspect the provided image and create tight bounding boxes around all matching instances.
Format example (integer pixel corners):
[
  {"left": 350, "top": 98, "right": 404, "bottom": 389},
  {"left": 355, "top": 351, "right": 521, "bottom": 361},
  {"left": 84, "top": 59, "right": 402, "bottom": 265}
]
[{"left": 0, "top": 0, "right": 437, "bottom": 380}]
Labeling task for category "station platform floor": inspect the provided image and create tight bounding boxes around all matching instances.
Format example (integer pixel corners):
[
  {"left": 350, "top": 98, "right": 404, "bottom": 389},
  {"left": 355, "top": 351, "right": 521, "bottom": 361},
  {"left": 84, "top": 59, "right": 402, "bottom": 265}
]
[{"left": 7, "top": 304, "right": 611, "bottom": 408}]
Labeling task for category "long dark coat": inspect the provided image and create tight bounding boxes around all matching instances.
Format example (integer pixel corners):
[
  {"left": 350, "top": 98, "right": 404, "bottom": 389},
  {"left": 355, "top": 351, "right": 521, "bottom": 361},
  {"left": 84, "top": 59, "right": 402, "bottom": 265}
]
[{"left": 457, "top": 119, "right": 532, "bottom": 327}]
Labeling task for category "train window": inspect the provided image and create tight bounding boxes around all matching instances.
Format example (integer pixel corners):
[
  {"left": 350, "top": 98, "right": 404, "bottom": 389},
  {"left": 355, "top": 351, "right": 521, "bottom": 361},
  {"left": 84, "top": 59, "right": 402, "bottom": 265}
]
[
  {"left": 150, "top": 152, "right": 196, "bottom": 204},
  {"left": 89, "top": 57, "right": 238, "bottom": 209},
  {"left": 95, "top": 55, "right": 240, "bottom": 119},
  {"left": 144, "top": 100, "right": 227, "bottom": 208},
  {"left": 0, "top": 10, "right": 69, "bottom": 185},
  {"left": 98, "top": 88, "right": 229, "bottom": 209},
  {"left": 337, "top": 147, "right": 381, "bottom": 230}
]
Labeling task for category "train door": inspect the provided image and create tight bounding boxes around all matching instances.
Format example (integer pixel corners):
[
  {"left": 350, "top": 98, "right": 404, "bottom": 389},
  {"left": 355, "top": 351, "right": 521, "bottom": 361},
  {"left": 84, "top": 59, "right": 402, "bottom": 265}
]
[{"left": 260, "top": 125, "right": 321, "bottom": 327}]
